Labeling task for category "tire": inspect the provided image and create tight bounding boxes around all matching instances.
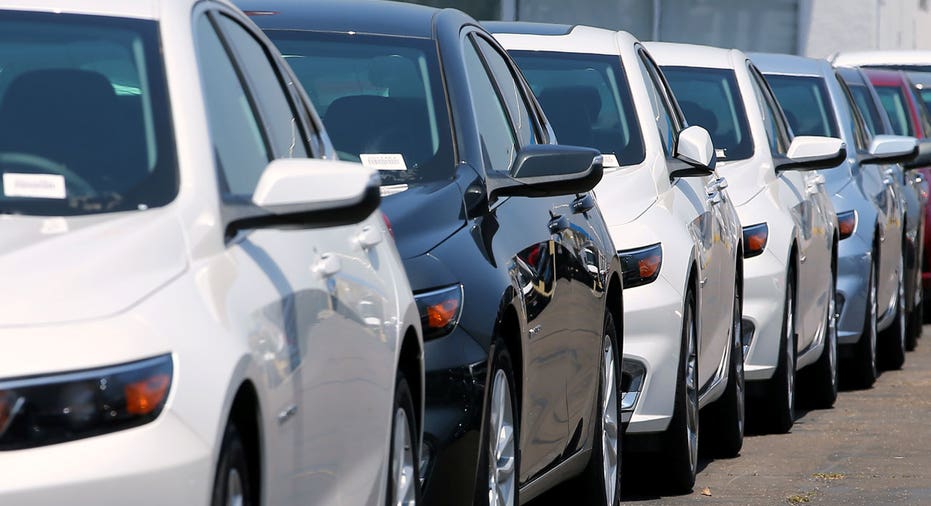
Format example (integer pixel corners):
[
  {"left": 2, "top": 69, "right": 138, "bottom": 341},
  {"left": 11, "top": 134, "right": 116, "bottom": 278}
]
[
  {"left": 906, "top": 251, "right": 923, "bottom": 350},
  {"left": 579, "top": 312, "right": 622, "bottom": 506},
  {"left": 701, "top": 278, "right": 744, "bottom": 458},
  {"left": 879, "top": 255, "right": 907, "bottom": 370},
  {"left": 388, "top": 373, "right": 420, "bottom": 506},
  {"left": 800, "top": 267, "right": 838, "bottom": 409},
  {"left": 657, "top": 289, "right": 699, "bottom": 494},
  {"left": 211, "top": 423, "right": 255, "bottom": 506},
  {"left": 477, "top": 343, "right": 519, "bottom": 506},
  {"left": 764, "top": 271, "right": 796, "bottom": 434},
  {"left": 848, "top": 260, "right": 879, "bottom": 388}
]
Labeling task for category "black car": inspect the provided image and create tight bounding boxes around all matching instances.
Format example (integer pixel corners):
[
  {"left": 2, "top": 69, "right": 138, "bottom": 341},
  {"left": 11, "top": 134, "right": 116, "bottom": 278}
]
[{"left": 241, "top": 1, "right": 625, "bottom": 504}]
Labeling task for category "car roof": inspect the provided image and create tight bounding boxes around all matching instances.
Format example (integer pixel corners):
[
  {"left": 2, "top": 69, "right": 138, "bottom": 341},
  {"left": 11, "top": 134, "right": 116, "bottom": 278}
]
[
  {"left": 490, "top": 22, "right": 637, "bottom": 56},
  {"left": 236, "top": 0, "right": 440, "bottom": 38},
  {"left": 907, "top": 71, "right": 931, "bottom": 87},
  {"left": 0, "top": 0, "right": 165, "bottom": 19},
  {"left": 861, "top": 67, "right": 909, "bottom": 87},
  {"left": 643, "top": 41, "right": 741, "bottom": 69},
  {"left": 832, "top": 50, "right": 931, "bottom": 67},
  {"left": 749, "top": 52, "right": 829, "bottom": 77}
]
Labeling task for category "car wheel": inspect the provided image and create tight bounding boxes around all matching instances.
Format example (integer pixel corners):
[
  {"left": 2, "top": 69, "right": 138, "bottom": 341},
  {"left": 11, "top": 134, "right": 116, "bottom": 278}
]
[
  {"left": 879, "top": 254, "right": 907, "bottom": 370},
  {"left": 479, "top": 343, "right": 519, "bottom": 506},
  {"left": 388, "top": 373, "right": 420, "bottom": 506},
  {"left": 659, "top": 288, "right": 699, "bottom": 493},
  {"left": 765, "top": 271, "right": 796, "bottom": 434},
  {"left": 849, "top": 260, "right": 879, "bottom": 388},
  {"left": 701, "top": 277, "right": 744, "bottom": 458},
  {"left": 906, "top": 249, "right": 922, "bottom": 350},
  {"left": 801, "top": 268, "right": 838, "bottom": 408},
  {"left": 211, "top": 423, "right": 254, "bottom": 506},
  {"left": 579, "top": 312, "right": 621, "bottom": 505}
]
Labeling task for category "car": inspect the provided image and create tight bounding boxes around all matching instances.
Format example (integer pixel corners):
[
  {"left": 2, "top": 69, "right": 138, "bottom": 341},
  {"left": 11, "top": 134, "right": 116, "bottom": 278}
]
[
  {"left": 647, "top": 42, "right": 842, "bottom": 433},
  {"left": 241, "top": 2, "right": 626, "bottom": 505},
  {"left": 831, "top": 50, "right": 931, "bottom": 74},
  {"left": 488, "top": 23, "right": 744, "bottom": 493},
  {"left": 0, "top": 1, "right": 425, "bottom": 505},
  {"left": 751, "top": 55, "right": 919, "bottom": 381}
]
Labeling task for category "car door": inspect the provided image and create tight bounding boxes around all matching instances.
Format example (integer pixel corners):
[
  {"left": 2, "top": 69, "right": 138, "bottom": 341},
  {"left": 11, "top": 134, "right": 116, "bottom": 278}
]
[
  {"left": 198, "top": 10, "right": 397, "bottom": 505},
  {"left": 460, "top": 31, "right": 573, "bottom": 482}
]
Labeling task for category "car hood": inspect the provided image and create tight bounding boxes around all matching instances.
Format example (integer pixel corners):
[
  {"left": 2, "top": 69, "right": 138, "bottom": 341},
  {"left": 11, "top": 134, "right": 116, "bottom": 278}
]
[
  {"left": 821, "top": 159, "right": 854, "bottom": 195},
  {"left": 716, "top": 158, "right": 769, "bottom": 207},
  {"left": 0, "top": 208, "right": 188, "bottom": 327},
  {"left": 380, "top": 180, "right": 466, "bottom": 259},
  {"left": 593, "top": 165, "right": 658, "bottom": 226}
]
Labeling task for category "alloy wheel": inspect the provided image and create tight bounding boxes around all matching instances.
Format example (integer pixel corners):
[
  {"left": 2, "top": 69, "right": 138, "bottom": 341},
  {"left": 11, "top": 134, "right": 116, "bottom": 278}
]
[
  {"left": 227, "top": 468, "right": 244, "bottom": 506},
  {"left": 785, "top": 291, "right": 796, "bottom": 413},
  {"left": 488, "top": 369, "right": 516, "bottom": 506},
  {"left": 391, "top": 407, "right": 416, "bottom": 506},
  {"left": 733, "top": 291, "right": 745, "bottom": 438},
  {"left": 601, "top": 335, "right": 619, "bottom": 505},
  {"left": 685, "top": 311, "right": 699, "bottom": 475},
  {"left": 828, "top": 276, "right": 838, "bottom": 391},
  {"left": 870, "top": 267, "right": 878, "bottom": 373},
  {"left": 897, "top": 256, "right": 906, "bottom": 350}
]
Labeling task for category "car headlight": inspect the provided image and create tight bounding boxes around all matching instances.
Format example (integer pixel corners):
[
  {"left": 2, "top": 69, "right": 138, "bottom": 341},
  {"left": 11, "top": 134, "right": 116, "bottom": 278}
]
[
  {"left": 414, "top": 284, "right": 463, "bottom": 340},
  {"left": 0, "top": 354, "right": 172, "bottom": 450},
  {"left": 837, "top": 210, "right": 857, "bottom": 240},
  {"left": 619, "top": 243, "right": 663, "bottom": 288},
  {"left": 743, "top": 223, "right": 769, "bottom": 258}
]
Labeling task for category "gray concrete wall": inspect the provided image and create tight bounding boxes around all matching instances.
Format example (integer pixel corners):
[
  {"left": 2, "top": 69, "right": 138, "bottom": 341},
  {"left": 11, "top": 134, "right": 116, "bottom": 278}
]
[{"left": 801, "top": 0, "right": 931, "bottom": 58}]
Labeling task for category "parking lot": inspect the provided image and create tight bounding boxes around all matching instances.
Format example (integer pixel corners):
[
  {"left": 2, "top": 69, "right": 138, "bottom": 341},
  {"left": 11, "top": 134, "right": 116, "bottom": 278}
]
[{"left": 530, "top": 325, "right": 931, "bottom": 505}]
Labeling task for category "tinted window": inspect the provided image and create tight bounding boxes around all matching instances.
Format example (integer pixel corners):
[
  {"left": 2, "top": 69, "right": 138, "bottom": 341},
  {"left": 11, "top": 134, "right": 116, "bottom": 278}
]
[
  {"left": 747, "top": 66, "right": 788, "bottom": 155},
  {"left": 906, "top": 84, "right": 931, "bottom": 138},
  {"left": 463, "top": 38, "right": 518, "bottom": 172},
  {"left": 874, "top": 85, "right": 915, "bottom": 136},
  {"left": 511, "top": 51, "right": 646, "bottom": 166},
  {"left": 847, "top": 83, "right": 887, "bottom": 135},
  {"left": 837, "top": 79, "right": 871, "bottom": 151},
  {"left": 216, "top": 16, "right": 307, "bottom": 159},
  {"left": 0, "top": 11, "right": 177, "bottom": 216},
  {"left": 765, "top": 74, "right": 840, "bottom": 138},
  {"left": 474, "top": 37, "right": 536, "bottom": 147},
  {"left": 638, "top": 53, "right": 676, "bottom": 156},
  {"left": 197, "top": 15, "right": 270, "bottom": 197},
  {"left": 264, "top": 30, "right": 454, "bottom": 185},
  {"left": 663, "top": 66, "right": 754, "bottom": 161}
]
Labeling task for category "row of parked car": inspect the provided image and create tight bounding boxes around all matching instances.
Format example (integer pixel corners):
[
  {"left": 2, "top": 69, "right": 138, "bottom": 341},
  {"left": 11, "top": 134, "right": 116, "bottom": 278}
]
[{"left": 1, "top": 0, "right": 928, "bottom": 505}]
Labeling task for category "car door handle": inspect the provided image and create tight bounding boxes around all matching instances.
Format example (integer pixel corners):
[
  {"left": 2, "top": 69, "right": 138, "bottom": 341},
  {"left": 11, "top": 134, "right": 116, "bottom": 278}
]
[
  {"left": 548, "top": 214, "right": 570, "bottom": 233},
  {"left": 313, "top": 253, "right": 341, "bottom": 277},
  {"left": 706, "top": 190, "right": 722, "bottom": 205},
  {"left": 714, "top": 177, "right": 728, "bottom": 190},
  {"left": 357, "top": 225, "right": 382, "bottom": 249},
  {"left": 884, "top": 168, "right": 896, "bottom": 177},
  {"left": 571, "top": 194, "right": 596, "bottom": 214}
]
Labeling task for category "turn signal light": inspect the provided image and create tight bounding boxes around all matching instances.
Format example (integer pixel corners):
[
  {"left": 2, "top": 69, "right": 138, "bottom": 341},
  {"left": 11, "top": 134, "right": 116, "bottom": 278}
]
[
  {"left": 743, "top": 223, "right": 769, "bottom": 258},
  {"left": 837, "top": 210, "right": 857, "bottom": 240},
  {"left": 619, "top": 243, "right": 663, "bottom": 288},
  {"left": 125, "top": 374, "right": 171, "bottom": 415},
  {"left": 415, "top": 285, "right": 463, "bottom": 340}
]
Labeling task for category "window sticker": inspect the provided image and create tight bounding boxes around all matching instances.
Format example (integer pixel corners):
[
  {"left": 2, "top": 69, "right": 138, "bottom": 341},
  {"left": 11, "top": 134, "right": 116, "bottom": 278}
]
[
  {"left": 380, "top": 184, "right": 409, "bottom": 197},
  {"left": 360, "top": 153, "right": 408, "bottom": 171},
  {"left": 716, "top": 148, "right": 727, "bottom": 159},
  {"left": 602, "top": 154, "right": 620, "bottom": 168},
  {"left": 3, "top": 173, "right": 66, "bottom": 199}
]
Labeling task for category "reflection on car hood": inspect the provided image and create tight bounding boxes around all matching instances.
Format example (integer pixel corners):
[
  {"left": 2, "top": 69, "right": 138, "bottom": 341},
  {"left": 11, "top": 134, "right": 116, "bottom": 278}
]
[
  {"left": 0, "top": 208, "right": 188, "bottom": 327},
  {"left": 380, "top": 180, "right": 466, "bottom": 259},
  {"left": 822, "top": 160, "right": 854, "bottom": 195}
]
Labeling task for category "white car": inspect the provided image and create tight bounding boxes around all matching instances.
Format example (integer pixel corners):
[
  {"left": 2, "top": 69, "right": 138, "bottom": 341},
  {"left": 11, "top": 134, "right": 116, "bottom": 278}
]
[
  {"left": 0, "top": 1, "right": 423, "bottom": 505},
  {"left": 831, "top": 50, "right": 931, "bottom": 73},
  {"left": 647, "top": 42, "right": 842, "bottom": 434},
  {"left": 490, "top": 24, "right": 743, "bottom": 492}
]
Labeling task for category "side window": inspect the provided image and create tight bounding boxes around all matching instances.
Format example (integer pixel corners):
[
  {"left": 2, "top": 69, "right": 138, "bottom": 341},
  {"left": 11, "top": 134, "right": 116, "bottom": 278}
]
[
  {"left": 748, "top": 64, "right": 789, "bottom": 156},
  {"left": 463, "top": 37, "right": 518, "bottom": 172},
  {"left": 195, "top": 14, "right": 269, "bottom": 197},
  {"left": 837, "top": 79, "right": 870, "bottom": 152},
  {"left": 472, "top": 36, "right": 536, "bottom": 147},
  {"left": 216, "top": 15, "right": 308, "bottom": 160},
  {"left": 636, "top": 50, "right": 676, "bottom": 156}
]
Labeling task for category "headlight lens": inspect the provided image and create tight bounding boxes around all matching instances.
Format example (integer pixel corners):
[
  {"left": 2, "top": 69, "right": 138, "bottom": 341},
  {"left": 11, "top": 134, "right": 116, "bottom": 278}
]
[
  {"left": 414, "top": 285, "right": 463, "bottom": 340},
  {"left": 837, "top": 210, "right": 857, "bottom": 240},
  {"left": 0, "top": 354, "right": 172, "bottom": 451},
  {"left": 743, "top": 223, "right": 769, "bottom": 258},
  {"left": 619, "top": 243, "right": 663, "bottom": 288}
]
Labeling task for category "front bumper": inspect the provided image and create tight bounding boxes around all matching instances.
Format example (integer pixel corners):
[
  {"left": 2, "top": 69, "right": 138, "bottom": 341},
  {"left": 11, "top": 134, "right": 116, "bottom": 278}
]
[
  {"left": 836, "top": 233, "right": 872, "bottom": 345},
  {"left": 742, "top": 248, "right": 787, "bottom": 382}
]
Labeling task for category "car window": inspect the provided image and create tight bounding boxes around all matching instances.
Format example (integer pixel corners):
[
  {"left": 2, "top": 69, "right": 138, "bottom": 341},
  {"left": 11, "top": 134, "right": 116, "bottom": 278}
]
[
  {"left": 905, "top": 83, "right": 931, "bottom": 138},
  {"left": 463, "top": 37, "right": 518, "bottom": 172},
  {"left": 874, "top": 84, "right": 915, "bottom": 136},
  {"left": 510, "top": 50, "right": 646, "bottom": 166},
  {"left": 215, "top": 15, "right": 307, "bottom": 160},
  {"left": 662, "top": 66, "right": 754, "bottom": 161},
  {"left": 836, "top": 79, "right": 871, "bottom": 152},
  {"left": 636, "top": 51, "right": 676, "bottom": 156},
  {"left": 196, "top": 14, "right": 270, "bottom": 198},
  {"left": 263, "top": 30, "right": 455, "bottom": 185},
  {"left": 765, "top": 74, "right": 840, "bottom": 138},
  {"left": 0, "top": 10, "right": 177, "bottom": 216},
  {"left": 747, "top": 65, "right": 789, "bottom": 156},
  {"left": 473, "top": 36, "right": 537, "bottom": 148},
  {"left": 846, "top": 82, "right": 887, "bottom": 135}
]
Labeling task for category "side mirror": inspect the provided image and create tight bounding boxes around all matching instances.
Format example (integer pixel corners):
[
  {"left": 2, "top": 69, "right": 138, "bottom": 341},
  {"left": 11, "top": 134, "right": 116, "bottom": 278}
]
[
  {"left": 487, "top": 144, "right": 603, "bottom": 199},
  {"left": 904, "top": 138, "right": 931, "bottom": 169},
  {"left": 775, "top": 136, "right": 846, "bottom": 171},
  {"left": 227, "top": 158, "right": 380, "bottom": 238},
  {"left": 670, "top": 125, "right": 717, "bottom": 178},
  {"left": 861, "top": 134, "right": 918, "bottom": 165}
]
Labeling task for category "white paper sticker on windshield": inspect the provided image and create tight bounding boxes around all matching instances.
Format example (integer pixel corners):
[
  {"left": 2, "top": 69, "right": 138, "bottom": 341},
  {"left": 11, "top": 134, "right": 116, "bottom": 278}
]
[
  {"left": 601, "top": 154, "right": 620, "bottom": 168},
  {"left": 360, "top": 153, "right": 408, "bottom": 171},
  {"left": 3, "top": 173, "right": 66, "bottom": 199},
  {"left": 715, "top": 149, "right": 727, "bottom": 159}
]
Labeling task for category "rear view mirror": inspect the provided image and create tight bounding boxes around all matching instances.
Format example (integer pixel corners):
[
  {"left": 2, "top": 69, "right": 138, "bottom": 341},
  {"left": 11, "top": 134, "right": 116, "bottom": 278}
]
[
  {"left": 227, "top": 158, "right": 380, "bottom": 238},
  {"left": 904, "top": 138, "right": 931, "bottom": 169},
  {"left": 861, "top": 134, "right": 918, "bottom": 165},
  {"left": 776, "top": 136, "right": 846, "bottom": 171},
  {"left": 670, "top": 125, "right": 716, "bottom": 178},
  {"left": 487, "top": 144, "right": 603, "bottom": 199}
]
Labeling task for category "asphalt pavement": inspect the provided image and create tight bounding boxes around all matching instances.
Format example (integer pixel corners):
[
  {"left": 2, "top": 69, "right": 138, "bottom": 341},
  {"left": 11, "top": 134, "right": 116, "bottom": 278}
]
[{"left": 531, "top": 324, "right": 931, "bottom": 505}]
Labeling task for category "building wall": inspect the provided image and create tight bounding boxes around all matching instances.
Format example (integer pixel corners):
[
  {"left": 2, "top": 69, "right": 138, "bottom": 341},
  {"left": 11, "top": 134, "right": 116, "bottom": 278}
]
[{"left": 801, "top": 0, "right": 931, "bottom": 58}]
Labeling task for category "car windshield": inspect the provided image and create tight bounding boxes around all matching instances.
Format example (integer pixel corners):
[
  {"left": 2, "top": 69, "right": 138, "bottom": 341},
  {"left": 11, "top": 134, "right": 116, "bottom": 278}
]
[
  {"left": 764, "top": 74, "right": 840, "bottom": 138},
  {"left": 0, "top": 11, "right": 176, "bottom": 216},
  {"left": 509, "top": 51, "right": 645, "bottom": 167},
  {"left": 662, "top": 66, "right": 754, "bottom": 161},
  {"left": 846, "top": 83, "right": 887, "bottom": 135},
  {"left": 873, "top": 85, "right": 915, "bottom": 136},
  {"left": 264, "top": 30, "right": 454, "bottom": 186}
]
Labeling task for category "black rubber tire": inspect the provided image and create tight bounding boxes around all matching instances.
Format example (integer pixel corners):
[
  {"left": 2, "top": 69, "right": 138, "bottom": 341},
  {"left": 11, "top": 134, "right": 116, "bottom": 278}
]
[
  {"left": 765, "top": 272, "right": 796, "bottom": 434},
  {"left": 211, "top": 423, "right": 254, "bottom": 506},
  {"left": 801, "top": 269, "right": 838, "bottom": 409},
  {"left": 657, "top": 289, "right": 698, "bottom": 494},
  {"left": 476, "top": 343, "right": 519, "bottom": 506},
  {"left": 879, "top": 257, "right": 907, "bottom": 371},
  {"left": 388, "top": 373, "right": 421, "bottom": 506},
  {"left": 579, "top": 311, "right": 622, "bottom": 506},
  {"left": 849, "top": 262, "right": 879, "bottom": 388},
  {"left": 701, "top": 278, "right": 744, "bottom": 458}
]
